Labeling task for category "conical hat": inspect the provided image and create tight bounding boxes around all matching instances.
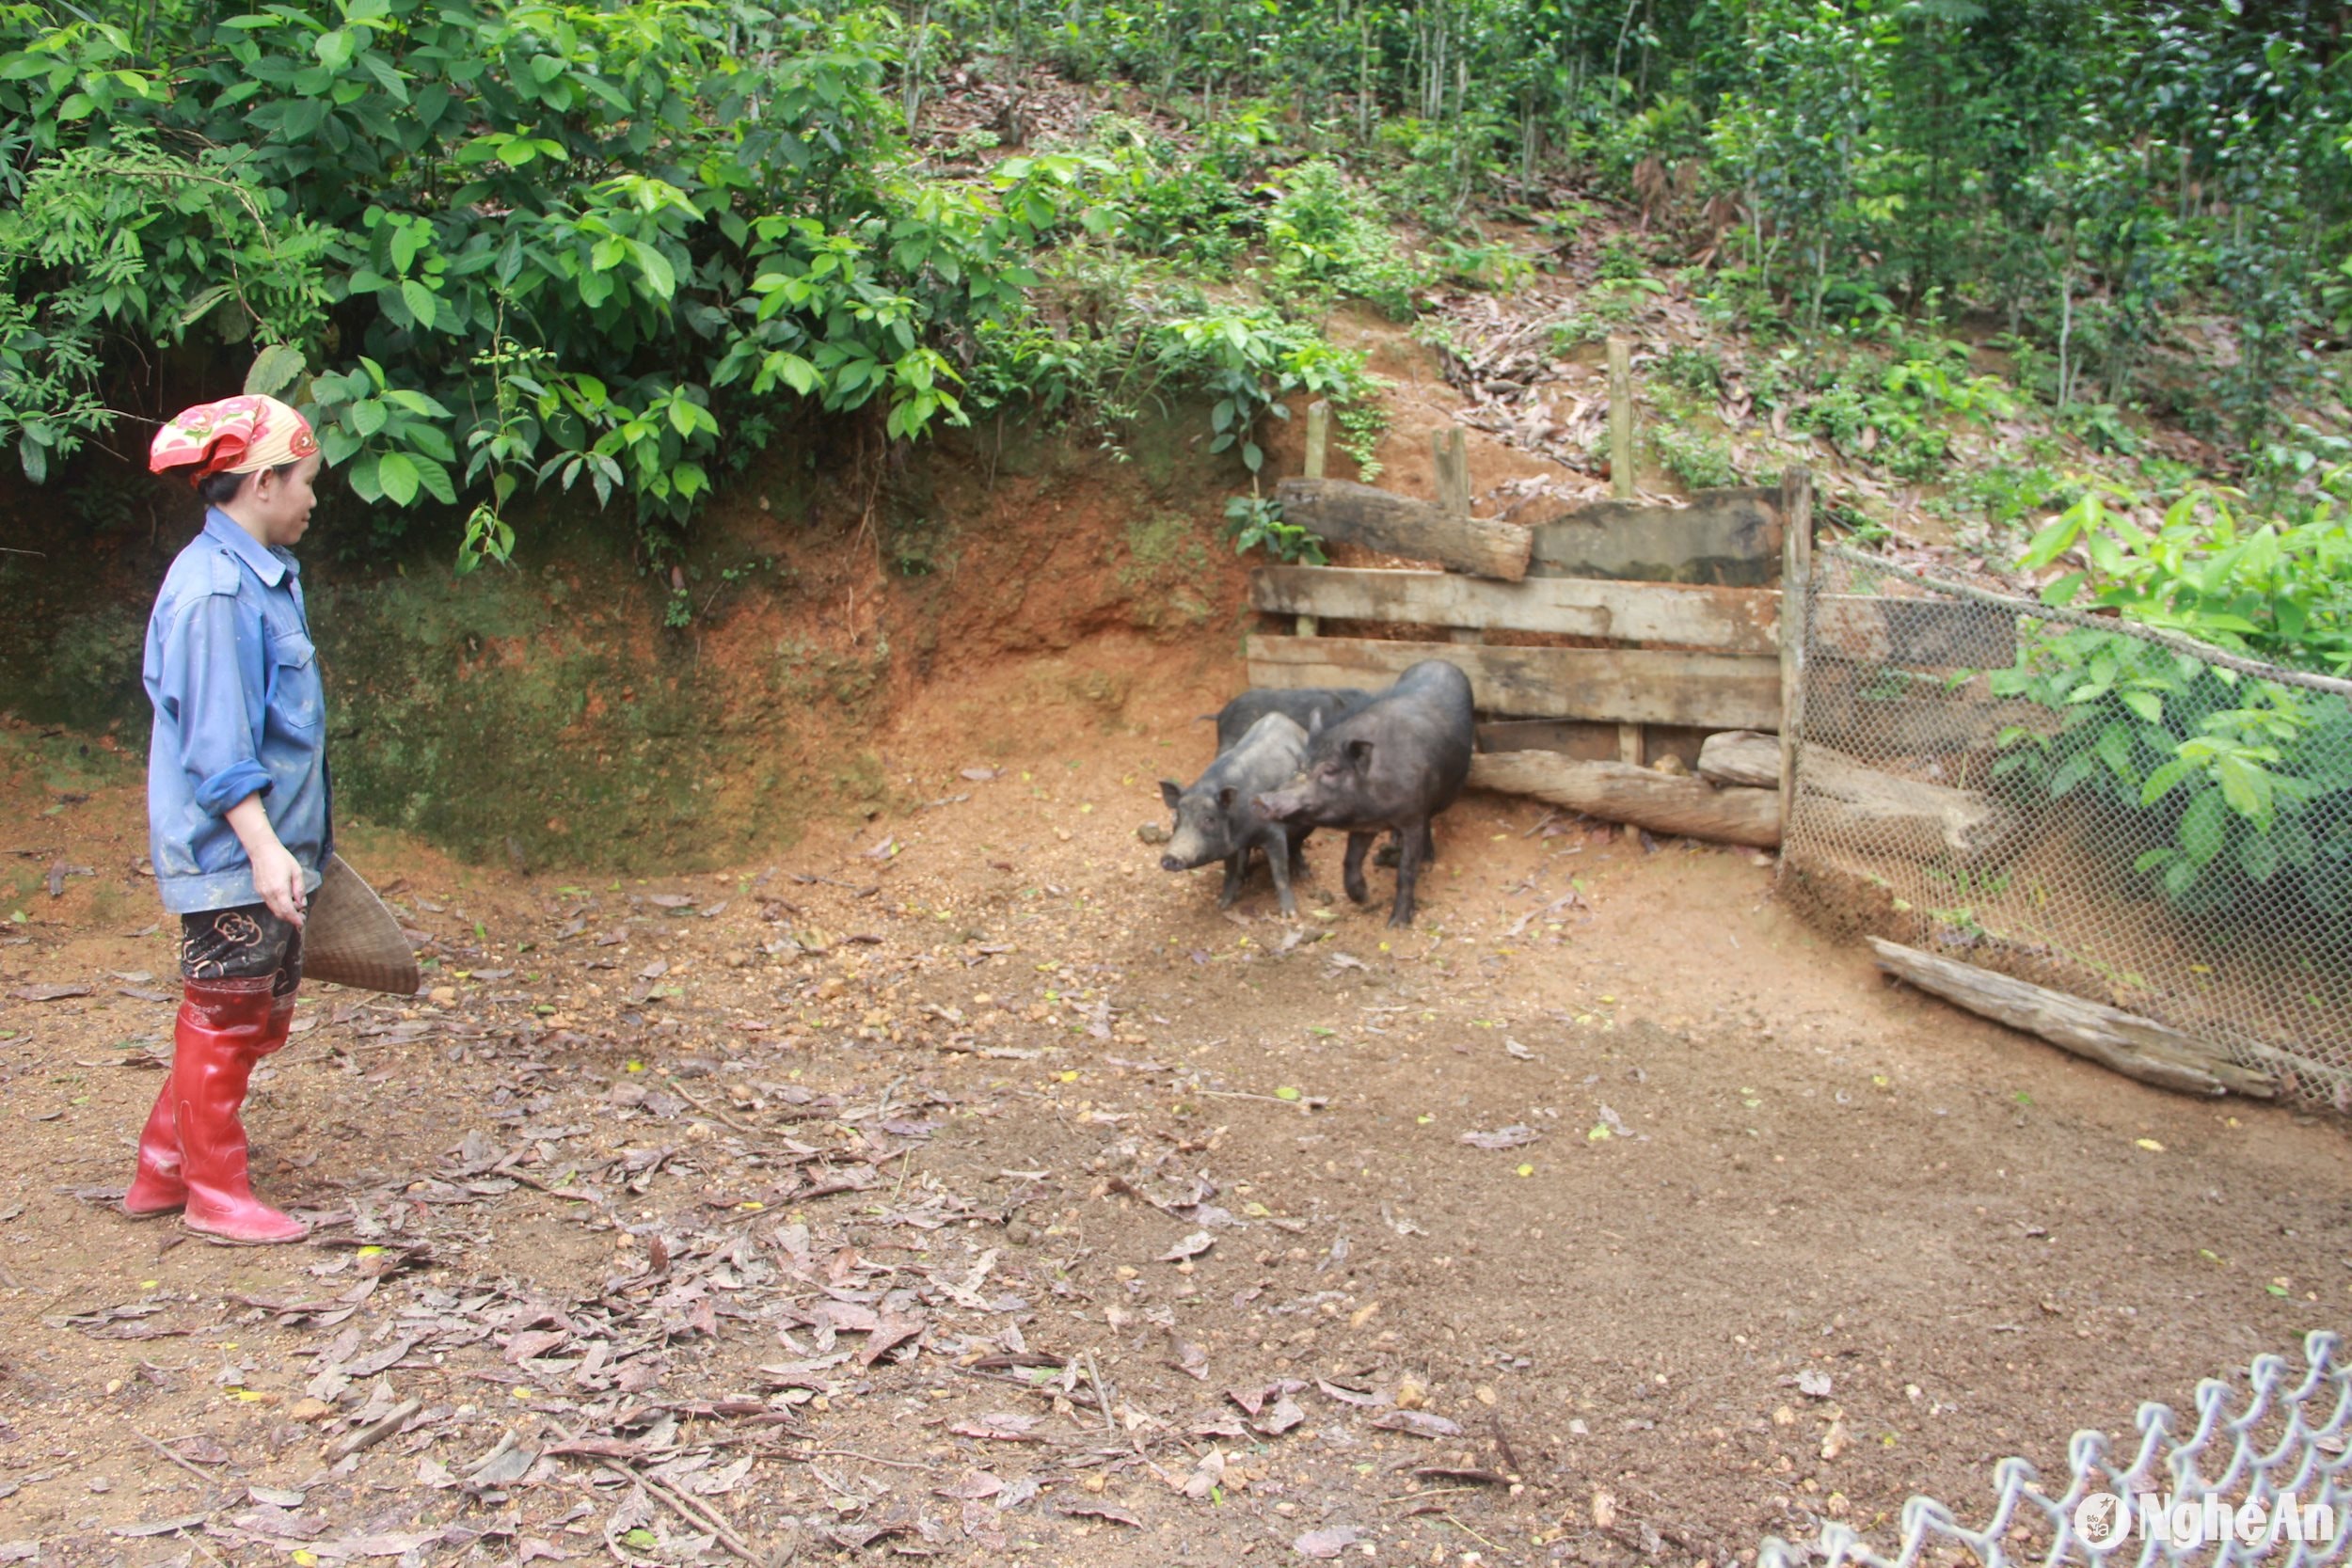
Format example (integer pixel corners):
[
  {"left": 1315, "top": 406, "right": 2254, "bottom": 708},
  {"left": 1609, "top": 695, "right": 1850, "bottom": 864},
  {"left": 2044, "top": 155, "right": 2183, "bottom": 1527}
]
[{"left": 302, "top": 854, "right": 420, "bottom": 995}]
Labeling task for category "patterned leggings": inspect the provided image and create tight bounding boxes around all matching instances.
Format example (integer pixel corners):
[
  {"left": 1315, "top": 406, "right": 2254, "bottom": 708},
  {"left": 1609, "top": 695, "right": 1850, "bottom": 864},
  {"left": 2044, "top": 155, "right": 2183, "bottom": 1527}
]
[{"left": 179, "top": 903, "right": 304, "bottom": 996}]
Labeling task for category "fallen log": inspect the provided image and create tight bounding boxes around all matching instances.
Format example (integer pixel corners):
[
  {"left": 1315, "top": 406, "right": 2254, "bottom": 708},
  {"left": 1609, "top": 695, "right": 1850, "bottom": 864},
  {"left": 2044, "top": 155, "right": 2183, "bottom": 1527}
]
[
  {"left": 1701, "top": 730, "right": 2013, "bottom": 862},
  {"left": 1867, "top": 939, "right": 2273, "bottom": 1099},
  {"left": 1470, "top": 751, "right": 1781, "bottom": 848},
  {"left": 1276, "top": 478, "right": 1533, "bottom": 581}
]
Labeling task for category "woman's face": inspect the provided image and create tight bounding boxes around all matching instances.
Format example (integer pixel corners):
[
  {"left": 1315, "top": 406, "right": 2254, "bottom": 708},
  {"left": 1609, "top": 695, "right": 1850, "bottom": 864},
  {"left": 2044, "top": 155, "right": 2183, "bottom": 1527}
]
[{"left": 248, "top": 454, "right": 322, "bottom": 547}]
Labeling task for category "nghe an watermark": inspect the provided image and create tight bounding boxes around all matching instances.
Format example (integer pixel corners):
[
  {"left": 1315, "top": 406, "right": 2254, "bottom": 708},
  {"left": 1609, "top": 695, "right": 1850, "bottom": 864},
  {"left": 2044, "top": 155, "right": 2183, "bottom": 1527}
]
[{"left": 2072, "top": 1489, "right": 2341, "bottom": 1551}]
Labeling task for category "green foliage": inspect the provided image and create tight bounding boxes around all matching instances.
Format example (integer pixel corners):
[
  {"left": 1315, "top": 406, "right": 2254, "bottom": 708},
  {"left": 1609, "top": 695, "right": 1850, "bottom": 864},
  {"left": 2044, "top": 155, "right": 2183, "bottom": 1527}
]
[
  {"left": 1153, "top": 309, "right": 1375, "bottom": 480},
  {"left": 0, "top": 0, "right": 1050, "bottom": 573},
  {"left": 1989, "top": 479, "right": 2352, "bottom": 931},
  {"left": 1223, "top": 492, "right": 1326, "bottom": 564},
  {"left": 1263, "top": 161, "right": 1419, "bottom": 318},
  {"left": 1649, "top": 422, "right": 1736, "bottom": 491}
]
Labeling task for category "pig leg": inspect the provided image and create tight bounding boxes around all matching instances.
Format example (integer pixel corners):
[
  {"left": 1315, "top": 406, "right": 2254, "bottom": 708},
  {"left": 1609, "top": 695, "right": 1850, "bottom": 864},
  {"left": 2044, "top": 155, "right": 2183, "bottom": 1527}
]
[
  {"left": 1389, "top": 816, "right": 1430, "bottom": 927},
  {"left": 1343, "top": 832, "right": 1375, "bottom": 905},
  {"left": 1285, "top": 825, "right": 1314, "bottom": 879},
  {"left": 1420, "top": 821, "right": 1438, "bottom": 863},
  {"left": 1262, "top": 828, "right": 1297, "bottom": 916},
  {"left": 1219, "top": 852, "right": 1247, "bottom": 908}
]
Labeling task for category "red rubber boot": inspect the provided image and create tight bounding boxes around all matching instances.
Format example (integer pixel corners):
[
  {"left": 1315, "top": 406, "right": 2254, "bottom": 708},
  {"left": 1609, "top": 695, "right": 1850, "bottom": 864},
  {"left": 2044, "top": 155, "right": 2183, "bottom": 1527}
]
[
  {"left": 121, "top": 1075, "right": 186, "bottom": 1217},
  {"left": 173, "top": 976, "right": 310, "bottom": 1245}
]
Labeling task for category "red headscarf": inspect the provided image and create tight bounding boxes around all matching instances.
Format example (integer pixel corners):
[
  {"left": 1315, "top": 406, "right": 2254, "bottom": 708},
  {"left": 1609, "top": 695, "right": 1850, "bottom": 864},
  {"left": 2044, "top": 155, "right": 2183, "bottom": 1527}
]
[{"left": 149, "top": 395, "right": 319, "bottom": 485}]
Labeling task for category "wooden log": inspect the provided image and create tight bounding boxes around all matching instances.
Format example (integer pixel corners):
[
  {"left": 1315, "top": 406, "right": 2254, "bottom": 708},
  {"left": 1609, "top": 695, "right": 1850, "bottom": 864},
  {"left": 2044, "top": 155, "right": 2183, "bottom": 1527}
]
[
  {"left": 1276, "top": 478, "right": 1533, "bottom": 581},
  {"left": 1867, "top": 939, "right": 2273, "bottom": 1099},
  {"left": 1706, "top": 729, "right": 2013, "bottom": 860},
  {"left": 1470, "top": 751, "right": 1781, "bottom": 848},
  {"left": 1526, "top": 487, "right": 1782, "bottom": 586},
  {"left": 1248, "top": 566, "right": 1782, "bottom": 651},
  {"left": 1696, "top": 729, "right": 1779, "bottom": 788},
  {"left": 1608, "top": 337, "right": 1635, "bottom": 499},
  {"left": 1246, "top": 635, "right": 1781, "bottom": 729}
]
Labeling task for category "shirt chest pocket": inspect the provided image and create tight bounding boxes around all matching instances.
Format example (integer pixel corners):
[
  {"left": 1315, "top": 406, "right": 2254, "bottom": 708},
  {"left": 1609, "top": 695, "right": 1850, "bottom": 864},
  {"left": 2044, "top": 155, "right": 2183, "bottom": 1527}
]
[{"left": 265, "top": 629, "right": 324, "bottom": 736}]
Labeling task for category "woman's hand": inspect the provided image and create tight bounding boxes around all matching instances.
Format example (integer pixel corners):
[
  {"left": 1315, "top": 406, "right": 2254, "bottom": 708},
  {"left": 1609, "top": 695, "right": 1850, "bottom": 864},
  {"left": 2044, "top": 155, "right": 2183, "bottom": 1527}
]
[{"left": 225, "top": 795, "right": 307, "bottom": 926}]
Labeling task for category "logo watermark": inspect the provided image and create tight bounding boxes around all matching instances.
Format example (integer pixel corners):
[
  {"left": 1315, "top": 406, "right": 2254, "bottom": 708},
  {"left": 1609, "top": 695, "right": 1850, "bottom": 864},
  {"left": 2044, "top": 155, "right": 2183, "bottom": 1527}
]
[{"left": 2072, "top": 1490, "right": 2340, "bottom": 1550}]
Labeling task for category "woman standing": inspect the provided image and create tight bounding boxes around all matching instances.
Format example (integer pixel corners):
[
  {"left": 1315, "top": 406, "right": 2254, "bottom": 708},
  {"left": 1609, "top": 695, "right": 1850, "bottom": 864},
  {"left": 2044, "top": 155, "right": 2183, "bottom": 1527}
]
[{"left": 127, "top": 394, "right": 327, "bottom": 1244}]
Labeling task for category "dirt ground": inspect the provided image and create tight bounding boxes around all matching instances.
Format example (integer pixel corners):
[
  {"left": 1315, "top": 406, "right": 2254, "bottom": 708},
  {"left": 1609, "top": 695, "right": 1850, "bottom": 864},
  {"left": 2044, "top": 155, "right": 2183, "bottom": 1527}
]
[{"left": 3, "top": 635, "right": 2347, "bottom": 1568}]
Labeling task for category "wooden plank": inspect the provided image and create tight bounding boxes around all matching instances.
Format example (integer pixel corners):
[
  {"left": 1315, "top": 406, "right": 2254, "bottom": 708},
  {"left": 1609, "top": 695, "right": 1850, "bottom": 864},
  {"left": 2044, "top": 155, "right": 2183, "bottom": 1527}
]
[
  {"left": 1253, "top": 565, "right": 1999, "bottom": 668},
  {"left": 1527, "top": 487, "right": 1782, "bottom": 586},
  {"left": 1470, "top": 751, "right": 1781, "bottom": 848},
  {"left": 1607, "top": 336, "right": 1634, "bottom": 499},
  {"left": 1433, "top": 427, "right": 1470, "bottom": 515},
  {"left": 1245, "top": 635, "right": 1781, "bottom": 729},
  {"left": 1779, "top": 467, "right": 1813, "bottom": 818},
  {"left": 1248, "top": 566, "right": 1782, "bottom": 652},
  {"left": 1480, "top": 721, "right": 1714, "bottom": 768},
  {"left": 1276, "top": 478, "right": 1533, "bottom": 581},
  {"left": 1616, "top": 722, "right": 1644, "bottom": 766},
  {"left": 1868, "top": 939, "right": 2273, "bottom": 1099}
]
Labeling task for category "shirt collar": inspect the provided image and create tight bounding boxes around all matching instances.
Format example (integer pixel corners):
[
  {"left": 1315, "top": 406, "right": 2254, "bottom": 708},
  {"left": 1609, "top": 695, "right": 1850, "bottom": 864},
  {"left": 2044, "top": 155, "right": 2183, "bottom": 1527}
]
[{"left": 203, "top": 507, "right": 297, "bottom": 588}]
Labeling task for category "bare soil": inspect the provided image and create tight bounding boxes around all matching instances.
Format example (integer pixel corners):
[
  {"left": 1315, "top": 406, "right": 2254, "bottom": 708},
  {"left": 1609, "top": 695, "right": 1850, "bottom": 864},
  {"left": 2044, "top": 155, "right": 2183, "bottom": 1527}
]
[{"left": 4, "top": 637, "right": 2348, "bottom": 1568}]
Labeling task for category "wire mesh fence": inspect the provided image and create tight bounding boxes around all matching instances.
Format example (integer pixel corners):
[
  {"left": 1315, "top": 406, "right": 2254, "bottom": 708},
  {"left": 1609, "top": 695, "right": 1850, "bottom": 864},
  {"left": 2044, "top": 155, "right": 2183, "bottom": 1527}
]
[
  {"left": 1758, "top": 1330, "right": 2352, "bottom": 1568},
  {"left": 1782, "top": 546, "right": 2352, "bottom": 1109}
]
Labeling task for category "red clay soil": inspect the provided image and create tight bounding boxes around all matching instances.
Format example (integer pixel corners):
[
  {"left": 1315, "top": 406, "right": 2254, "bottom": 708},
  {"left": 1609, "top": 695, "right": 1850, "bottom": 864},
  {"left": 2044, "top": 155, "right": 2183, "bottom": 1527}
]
[{"left": 2, "top": 630, "right": 2346, "bottom": 1566}]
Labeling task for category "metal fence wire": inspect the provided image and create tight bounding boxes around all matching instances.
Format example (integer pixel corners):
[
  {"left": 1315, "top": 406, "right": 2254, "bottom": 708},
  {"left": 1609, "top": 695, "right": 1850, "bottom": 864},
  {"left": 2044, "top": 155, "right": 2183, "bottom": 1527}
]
[
  {"left": 1758, "top": 1330, "right": 2352, "bottom": 1568},
  {"left": 1782, "top": 546, "right": 2352, "bottom": 1109}
]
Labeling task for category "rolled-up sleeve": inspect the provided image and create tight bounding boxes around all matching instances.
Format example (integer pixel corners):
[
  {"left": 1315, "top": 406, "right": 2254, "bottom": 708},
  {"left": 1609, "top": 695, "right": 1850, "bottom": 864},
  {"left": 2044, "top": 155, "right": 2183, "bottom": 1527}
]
[{"left": 162, "top": 591, "right": 271, "bottom": 816}]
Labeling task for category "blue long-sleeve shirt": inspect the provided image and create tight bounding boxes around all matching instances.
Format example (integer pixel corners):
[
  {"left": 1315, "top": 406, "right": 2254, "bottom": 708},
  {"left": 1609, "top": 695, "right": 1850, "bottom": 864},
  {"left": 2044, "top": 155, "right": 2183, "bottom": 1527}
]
[{"left": 144, "top": 509, "right": 332, "bottom": 914}]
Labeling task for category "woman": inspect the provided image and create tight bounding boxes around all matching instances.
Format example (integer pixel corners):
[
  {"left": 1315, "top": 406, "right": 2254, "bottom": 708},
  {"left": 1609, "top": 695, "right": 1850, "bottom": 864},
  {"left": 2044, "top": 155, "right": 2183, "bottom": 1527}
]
[{"left": 126, "top": 394, "right": 327, "bottom": 1244}]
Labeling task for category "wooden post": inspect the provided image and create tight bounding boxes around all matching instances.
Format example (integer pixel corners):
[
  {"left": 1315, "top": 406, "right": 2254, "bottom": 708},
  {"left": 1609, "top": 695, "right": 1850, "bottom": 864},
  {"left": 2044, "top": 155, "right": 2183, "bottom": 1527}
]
[
  {"left": 1297, "top": 400, "right": 1329, "bottom": 638},
  {"left": 1304, "top": 399, "right": 1331, "bottom": 480},
  {"left": 1608, "top": 336, "right": 1634, "bottom": 500},
  {"left": 1433, "top": 427, "right": 1484, "bottom": 644},
  {"left": 1777, "top": 467, "right": 1814, "bottom": 847},
  {"left": 1617, "top": 721, "right": 1645, "bottom": 766}
]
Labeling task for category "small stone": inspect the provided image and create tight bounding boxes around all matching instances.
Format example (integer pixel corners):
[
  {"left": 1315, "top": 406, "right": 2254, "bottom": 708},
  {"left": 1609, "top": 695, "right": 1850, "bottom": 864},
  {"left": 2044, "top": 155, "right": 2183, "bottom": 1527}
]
[
  {"left": 428, "top": 985, "right": 456, "bottom": 1006},
  {"left": 1136, "top": 823, "right": 1170, "bottom": 846},
  {"left": 287, "top": 1397, "right": 335, "bottom": 1423},
  {"left": 1005, "top": 1219, "right": 1035, "bottom": 1246}
]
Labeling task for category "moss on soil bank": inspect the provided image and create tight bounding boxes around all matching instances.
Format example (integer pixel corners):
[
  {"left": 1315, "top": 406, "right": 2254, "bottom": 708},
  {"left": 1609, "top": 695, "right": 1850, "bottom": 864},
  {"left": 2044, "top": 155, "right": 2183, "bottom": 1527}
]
[{"left": 0, "top": 400, "right": 1248, "bottom": 875}]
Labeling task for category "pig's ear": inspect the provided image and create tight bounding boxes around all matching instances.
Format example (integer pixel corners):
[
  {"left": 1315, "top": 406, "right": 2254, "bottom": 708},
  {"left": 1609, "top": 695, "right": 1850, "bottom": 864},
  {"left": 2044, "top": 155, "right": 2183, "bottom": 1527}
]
[
  {"left": 1344, "top": 737, "right": 1375, "bottom": 772},
  {"left": 1160, "top": 780, "right": 1184, "bottom": 810},
  {"left": 1217, "top": 786, "right": 1238, "bottom": 809}
]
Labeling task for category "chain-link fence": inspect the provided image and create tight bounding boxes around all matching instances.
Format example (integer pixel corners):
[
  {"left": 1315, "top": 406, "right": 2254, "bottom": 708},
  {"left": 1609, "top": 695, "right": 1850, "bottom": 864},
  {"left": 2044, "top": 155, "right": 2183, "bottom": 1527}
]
[
  {"left": 1782, "top": 546, "right": 2352, "bottom": 1108},
  {"left": 1759, "top": 1330, "right": 2352, "bottom": 1568}
]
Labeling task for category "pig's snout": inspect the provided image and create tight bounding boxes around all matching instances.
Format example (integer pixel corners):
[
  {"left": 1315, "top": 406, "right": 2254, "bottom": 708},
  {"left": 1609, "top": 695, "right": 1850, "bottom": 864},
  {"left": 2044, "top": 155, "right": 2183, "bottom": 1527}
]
[
  {"left": 1159, "top": 854, "right": 1184, "bottom": 872},
  {"left": 1254, "top": 790, "right": 1295, "bottom": 821}
]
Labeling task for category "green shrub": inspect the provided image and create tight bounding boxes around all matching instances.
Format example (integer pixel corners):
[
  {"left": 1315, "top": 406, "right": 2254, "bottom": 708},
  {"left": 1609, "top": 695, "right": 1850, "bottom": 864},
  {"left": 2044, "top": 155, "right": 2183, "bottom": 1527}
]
[
  {"left": 0, "top": 1, "right": 1049, "bottom": 573},
  {"left": 1990, "top": 480, "right": 2352, "bottom": 933},
  {"left": 1263, "top": 160, "right": 1419, "bottom": 319}
]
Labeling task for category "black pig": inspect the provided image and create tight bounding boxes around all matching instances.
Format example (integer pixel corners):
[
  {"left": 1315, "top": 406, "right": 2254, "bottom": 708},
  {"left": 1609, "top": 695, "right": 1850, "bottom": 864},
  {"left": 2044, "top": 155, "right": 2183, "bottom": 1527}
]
[
  {"left": 1252, "top": 659, "right": 1473, "bottom": 927},
  {"left": 1211, "top": 686, "right": 1372, "bottom": 753},
  {"left": 1159, "top": 712, "right": 1312, "bottom": 914}
]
